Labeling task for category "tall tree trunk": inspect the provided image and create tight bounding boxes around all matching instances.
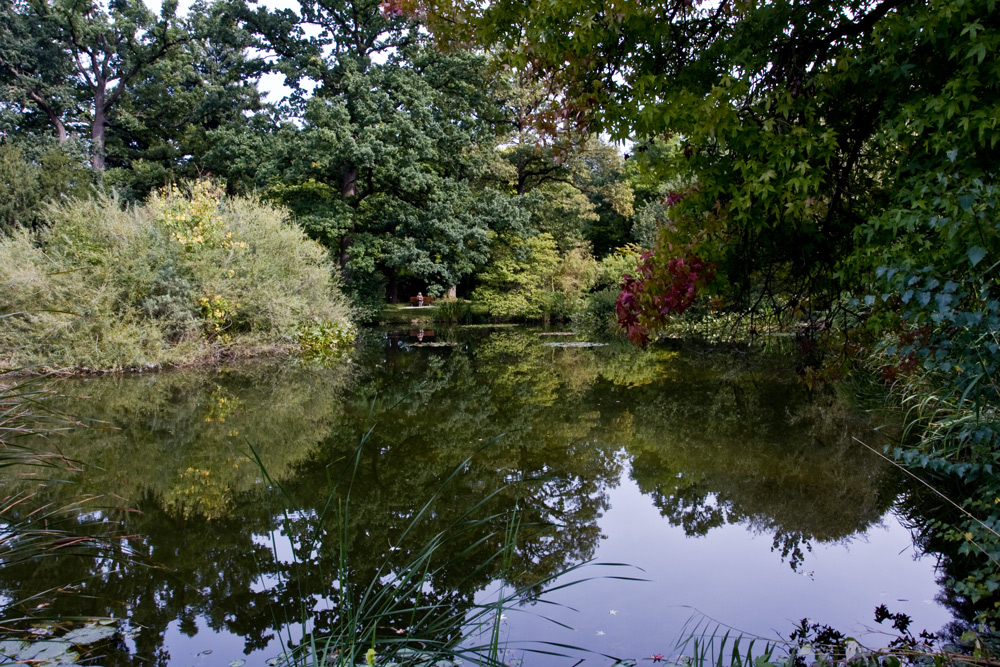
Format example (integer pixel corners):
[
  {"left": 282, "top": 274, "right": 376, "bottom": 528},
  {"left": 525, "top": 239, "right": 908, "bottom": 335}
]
[
  {"left": 339, "top": 233, "right": 354, "bottom": 284},
  {"left": 339, "top": 170, "right": 358, "bottom": 282},
  {"left": 387, "top": 268, "right": 398, "bottom": 304},
  {"left": 342, "top": 165, "right": 357, "bottom": 197},
  {"left": 91, "top": 85, "right": 106, "bottom": 172}
]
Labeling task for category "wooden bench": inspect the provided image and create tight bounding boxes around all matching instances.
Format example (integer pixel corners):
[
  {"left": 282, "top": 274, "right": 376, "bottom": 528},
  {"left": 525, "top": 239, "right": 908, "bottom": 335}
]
[{"left": 408, "top": 296, "right": 435, "bottom": 305}]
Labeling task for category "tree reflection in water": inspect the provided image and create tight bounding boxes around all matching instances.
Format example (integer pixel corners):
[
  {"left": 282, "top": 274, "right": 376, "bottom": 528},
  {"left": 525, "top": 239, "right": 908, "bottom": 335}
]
[{"left": 0, "top": 328, "right": 905, "bottom": 664}]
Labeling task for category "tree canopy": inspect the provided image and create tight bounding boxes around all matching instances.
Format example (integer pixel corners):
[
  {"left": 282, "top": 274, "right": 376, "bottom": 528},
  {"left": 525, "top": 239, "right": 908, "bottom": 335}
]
[{"left": 406, "top": 0, "right": 997, "bottom": 319}]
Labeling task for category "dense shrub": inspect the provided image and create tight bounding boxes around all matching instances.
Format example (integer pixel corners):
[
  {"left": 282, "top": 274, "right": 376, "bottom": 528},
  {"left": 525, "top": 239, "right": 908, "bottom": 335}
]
[
  {"left": 573, "top": 245, "right": 644, "bottom": 339},
  {"left": 0, "top": 183, "right": 352, "bottom": 371},
  {"left": 473, "top": 234, "right": 597, "bottom": 322},
  {"left": 0, "top": 140, "right": 93, "bottom": 232}
]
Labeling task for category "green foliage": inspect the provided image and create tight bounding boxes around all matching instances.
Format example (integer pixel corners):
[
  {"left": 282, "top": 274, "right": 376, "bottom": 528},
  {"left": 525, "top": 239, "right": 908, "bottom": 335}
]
[
  {"left": 0, "top": 143, "right": 41, "bottom": 231},
  {"left": 0, "top": 140, "right": 92, "bottom": 231},
  {"left": 573, "top": 245, "right": 645, "bottom": 339},
  {"left": 0, "top": 0, "right": 192, "bottom": 171},
  {"left": 630, "top": 175, "right": 692, "bottom": 250},
  {"left": 1, "top": 0, "right": 264, "bottom": 189},
  {"left": 295, "top": 317, "right": 356, "bottom": 364},
  {"left": 473, "top": 233, "right": 597, "bottom": 321},
  {"left": 0, "top": 0, "right": 77, "bottom": 141},
  {"left": 867, "top": 170, "right": 1000, "bottom": 619},
  {"left": 102, "top": 0, "right": 266, "bottom": 198},
  {"left": 346, "top": 268, "right": 390, "bottom": 324},
  {"left": 432, "top": 299, "right": 480, "bottom": 324},
  {"left": 573, "top": 287, "right": 623, "bottom": 340},
  {"left": 237, "top": 0, "right": 523, "bottom": 301},
  {"left": 675, "top": 607, "right": 999, "bottom": 667},
  {"left": 494, "top": 114, "right": 636, "bottom": 259},
  {"left": 415, "top": 0, "right": 995, "bottom": 324},
  {"left": 844, "top": 0, "right": 1000, "bottom": 622},
  {"left": 0, "top": 184, "right": 351, "bottom": 371},
  {"left": 411, "top": 0, "right": 1000, "bottom": 620}
]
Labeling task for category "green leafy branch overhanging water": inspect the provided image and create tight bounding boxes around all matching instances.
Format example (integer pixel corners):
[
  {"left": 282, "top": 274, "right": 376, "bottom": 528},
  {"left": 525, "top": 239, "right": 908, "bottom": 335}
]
[{"left": 863, "top": 169, "right": 1000, "bottom": 621}]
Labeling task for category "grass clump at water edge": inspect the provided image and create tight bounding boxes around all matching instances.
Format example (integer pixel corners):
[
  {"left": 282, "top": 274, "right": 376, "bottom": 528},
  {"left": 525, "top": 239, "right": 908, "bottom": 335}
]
[{"left": 670, "top": 608, "right": 999, "bottom": 667}]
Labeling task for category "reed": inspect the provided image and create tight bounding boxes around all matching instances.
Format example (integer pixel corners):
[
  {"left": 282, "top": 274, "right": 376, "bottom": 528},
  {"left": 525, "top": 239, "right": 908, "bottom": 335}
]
[
  {"left": 246, "top": 427, "right": 642, "bottom": 667},
  {"left": 0, "top": 373, "right": 138, "bottom": 630}
]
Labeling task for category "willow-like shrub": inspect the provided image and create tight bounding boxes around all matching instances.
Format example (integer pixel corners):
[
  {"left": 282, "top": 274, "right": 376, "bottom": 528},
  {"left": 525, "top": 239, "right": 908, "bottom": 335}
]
[{"left": 0, "top": 183, "right": 352, "bottom": 371}]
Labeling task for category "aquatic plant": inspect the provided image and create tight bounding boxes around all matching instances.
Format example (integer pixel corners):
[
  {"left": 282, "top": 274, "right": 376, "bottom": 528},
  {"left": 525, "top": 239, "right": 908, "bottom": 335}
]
[
  {"left": 247, "top": 428, "right": 642, "bottom": 667},
  {"left": 432, "top": 299, "right": 476, "bottom": 324},
  {"left": 295, "top": 318, "right": 357, "bottom": 364},
  {"left": 0, "top": 374, "right": 138, "bottom": 641},
  {"left": 671, "top": 608, "right": 998, "bottom": 667}
]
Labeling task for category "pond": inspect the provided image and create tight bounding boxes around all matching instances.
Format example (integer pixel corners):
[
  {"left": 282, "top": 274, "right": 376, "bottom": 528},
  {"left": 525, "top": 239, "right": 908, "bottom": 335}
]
[{"left": 0, "top": 326, "right": 958, "bottom": 666}]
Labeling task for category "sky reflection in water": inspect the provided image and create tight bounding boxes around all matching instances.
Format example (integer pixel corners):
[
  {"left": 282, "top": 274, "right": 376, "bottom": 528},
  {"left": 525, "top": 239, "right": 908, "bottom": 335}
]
[{"left": 0, "top": 326, "right": 954, "bottom": 666}]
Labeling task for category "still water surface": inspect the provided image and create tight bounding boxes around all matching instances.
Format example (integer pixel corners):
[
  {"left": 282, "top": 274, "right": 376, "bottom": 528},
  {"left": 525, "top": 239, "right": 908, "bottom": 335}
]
[{"left": 1, "top": 326, "right": 954, "bottom": 665}]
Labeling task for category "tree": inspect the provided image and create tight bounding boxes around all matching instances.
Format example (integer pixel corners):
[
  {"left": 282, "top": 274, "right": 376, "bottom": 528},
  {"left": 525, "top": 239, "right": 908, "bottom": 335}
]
[
  {"left": 491, "top": 71, "right": 636, "bottom": 256},
  {"left": 242, "top": 0, "right": 525, "bottom": 307},
  {"left": 472, "top": 232, "right": 597, "bottom": 320},
  {"left": 411, "top": 0, "right": 1000, "bottom": 624},
  {"left": 408, "top": 0, "right": 996, "bottom": 324},
  {"left": 0, "top": 139, "right": 92, "bottom": 231},
  {"left": 0, "top": 0, "right": 77, "bottom": 141},
  {"left": 103, "top": 0, "right": 267, "bottom": 198},
  {"left": 0, "top": 0, "right": 189, "bottom": 172}
]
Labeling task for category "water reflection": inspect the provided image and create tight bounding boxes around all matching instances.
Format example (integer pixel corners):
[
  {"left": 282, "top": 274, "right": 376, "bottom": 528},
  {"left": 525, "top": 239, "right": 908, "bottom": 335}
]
[
  {"left": 624, "top": 371, "right": 896, "bottom": 568},
  {"left": 0, "top": 327, "right": 929, "bottom": 664}
]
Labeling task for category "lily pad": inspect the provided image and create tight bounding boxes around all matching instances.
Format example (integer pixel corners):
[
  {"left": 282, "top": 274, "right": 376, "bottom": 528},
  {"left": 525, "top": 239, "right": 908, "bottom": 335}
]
[
  {"left": 543, "top": 342, "right": 607, "bottom": 348},
  {"left": 62, "top": 623, "right": 117, "bottom": 645},
  {"left": 0, "top": 640, "right": 29, "bottom": 657},
  {"left": 13, "top": 639, "right": 78, "bottom": 664}
]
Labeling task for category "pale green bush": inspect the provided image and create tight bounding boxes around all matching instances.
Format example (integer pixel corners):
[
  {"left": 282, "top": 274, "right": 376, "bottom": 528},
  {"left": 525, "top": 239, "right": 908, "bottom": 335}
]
[
  {"left": 572, "top": 245, "right": 644, "bottom": 339},
  {"left": 473, "top": 234, "right": 597, "bottom": 322},
  {"left": 0, "top": 185, "right": 351, "bottom": 372}
]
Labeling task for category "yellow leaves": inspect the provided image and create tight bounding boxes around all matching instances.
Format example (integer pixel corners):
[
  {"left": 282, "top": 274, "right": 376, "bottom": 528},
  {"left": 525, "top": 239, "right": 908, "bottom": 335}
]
[
  {"left": 199, "top": 294, "right": 239, "bottom": 337},
  {"left": 202, "top": 385, "right": 240, "bottom": 423},
  {"left": 166, "top": 465, "right": 232, "bottom": 520},
  {"left": 150, "top": 180, "right": 245, "bottom": 252},
  {"left": 597, "top": 180, "right": 635, "bottom": 218}
]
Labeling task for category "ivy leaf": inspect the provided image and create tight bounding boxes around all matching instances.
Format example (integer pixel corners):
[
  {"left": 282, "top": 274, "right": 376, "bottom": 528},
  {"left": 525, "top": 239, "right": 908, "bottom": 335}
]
[{"left": 968, "top": 245, "right": 987, "bottom": 267}]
